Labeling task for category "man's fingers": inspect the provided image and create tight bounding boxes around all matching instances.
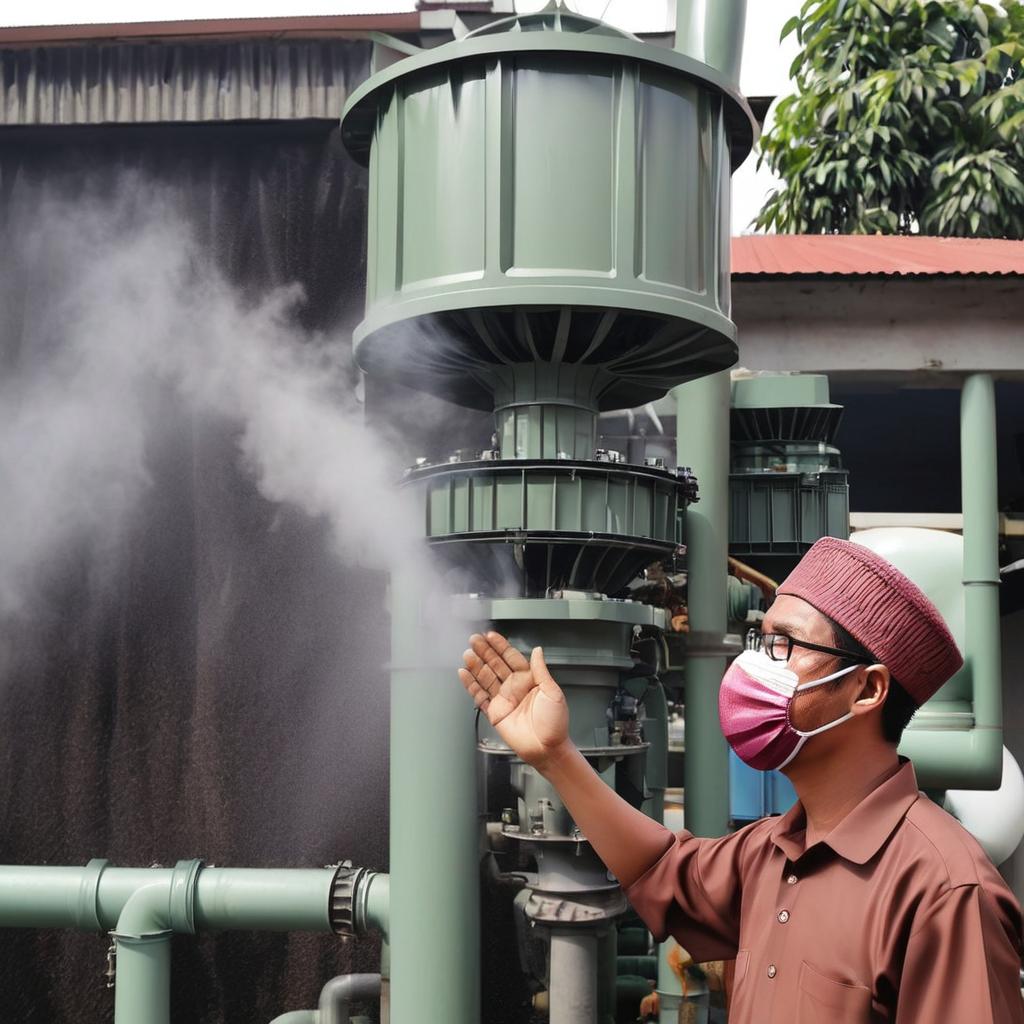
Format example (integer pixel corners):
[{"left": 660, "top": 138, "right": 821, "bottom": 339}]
[
  {"left": 530, "top": 646, "right": 564, "bottom": 701},
  {"left": 458, "top": 668, "right": 492, "bottom": 712},
  {"left": 486, "top": 631, "right": 530, "bottom": 673},
  {"left": 462, "top": 649, "right": 501, "bottom": 695},
  {"left": 469, "top": 633, "right": 512, "bottom": 681}
]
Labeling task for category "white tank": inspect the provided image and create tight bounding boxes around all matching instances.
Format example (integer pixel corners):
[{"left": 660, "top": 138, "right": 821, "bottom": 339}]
[
  {"left": 851, "top": 528, "right": 1023, "bottom": 864},
  {"left": 945, "top": 747, "right": 1024, "bottom": 866}
]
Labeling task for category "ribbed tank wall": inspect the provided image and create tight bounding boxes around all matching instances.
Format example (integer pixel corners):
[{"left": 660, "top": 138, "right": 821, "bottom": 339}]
[{"left": 363, "top": 57, "right": 732, "bottom": 332}]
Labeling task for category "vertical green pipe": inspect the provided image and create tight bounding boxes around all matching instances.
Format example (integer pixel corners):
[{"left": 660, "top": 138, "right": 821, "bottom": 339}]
[
  {"left": 961, "top": 374, "right": 1003, "bottom": 778},
  {"left": 675, "top": 0, "right": 748, "bottom": 87},
  {"left": 389, "top": 579, "right": 480, "bottom": 1023},
  {"left": 642, "top": 682, "right": 669, "bottom": 826},
  {"left": 113, "top": 936, "right": 171, "bottom": 1024},
  {"left": 111, "top": 882, "right": 174, "bottom": 1024},
  {"left": 675, "top": 372, "right": 731, "bottom": 839}
]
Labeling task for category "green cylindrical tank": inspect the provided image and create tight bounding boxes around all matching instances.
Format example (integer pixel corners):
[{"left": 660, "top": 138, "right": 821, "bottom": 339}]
[
  {"left": 728, "top": 372, "right": 850, "bottom": 573},
  {"left": 341, "top": 6, "right": 756, "bottom": 414}
]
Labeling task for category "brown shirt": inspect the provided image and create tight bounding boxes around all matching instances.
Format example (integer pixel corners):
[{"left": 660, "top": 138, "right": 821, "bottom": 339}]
[{"left": 625, "top": 758, "right": 1024, "bottom": 1023}]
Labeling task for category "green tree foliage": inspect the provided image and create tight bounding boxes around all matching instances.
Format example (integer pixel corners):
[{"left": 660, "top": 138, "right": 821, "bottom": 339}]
[{"left": 756, "top": 0, "right": 1024, "bottom": 236}]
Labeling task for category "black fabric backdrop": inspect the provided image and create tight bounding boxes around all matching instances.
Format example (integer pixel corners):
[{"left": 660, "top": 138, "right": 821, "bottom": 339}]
[{"left": 0, "top": 47, "right": 401, "bottom": 1021}]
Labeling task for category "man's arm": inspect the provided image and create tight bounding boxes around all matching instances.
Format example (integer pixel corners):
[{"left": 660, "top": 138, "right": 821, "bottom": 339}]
[{"left": 895, "top": 883, "right": 1024, "bottom": 1024}]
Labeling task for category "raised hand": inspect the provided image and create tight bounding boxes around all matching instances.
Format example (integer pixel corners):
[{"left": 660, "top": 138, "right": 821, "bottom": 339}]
[{"left": 458, "top": 631, "right": 571, "bottom": 771}]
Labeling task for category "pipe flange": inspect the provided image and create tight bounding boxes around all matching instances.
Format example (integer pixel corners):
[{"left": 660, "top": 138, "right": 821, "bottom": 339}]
[
  {"left": 170, "top": 859, "right": 203, "bottom": 935},
  {"left": 329, "top": 861, "right": 369, "bottom": 936},
  {"left": 74, "top": 859, "right": 109, "bottom": 932}
]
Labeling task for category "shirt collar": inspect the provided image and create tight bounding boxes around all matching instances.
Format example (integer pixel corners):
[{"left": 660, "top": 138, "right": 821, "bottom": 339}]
[{"left": 769, "top": 757, "right": 922, "bottom": 866}]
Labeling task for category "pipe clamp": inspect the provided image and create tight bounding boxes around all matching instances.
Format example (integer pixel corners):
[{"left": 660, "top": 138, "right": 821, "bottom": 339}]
[
  {"left": 170, "top": 859, "right": 203, "bottom": 935},
  {"left": 74, "top": 859, "right": 109, "bottom": 932}
]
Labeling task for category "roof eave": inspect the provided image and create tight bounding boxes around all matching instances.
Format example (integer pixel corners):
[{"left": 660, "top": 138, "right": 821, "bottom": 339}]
[{"left": 0, "top": 12, "right": 422, "bottom": 48}]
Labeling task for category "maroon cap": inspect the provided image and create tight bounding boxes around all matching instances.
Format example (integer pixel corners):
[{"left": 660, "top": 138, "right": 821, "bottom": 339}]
[{"left": 777, "top": 537, "right": 963, "bottom": 705}]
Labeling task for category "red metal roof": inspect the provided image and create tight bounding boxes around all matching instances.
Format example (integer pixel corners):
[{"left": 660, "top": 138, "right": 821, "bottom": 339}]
[{"left": 731, "top": 234, "right": 1024, "bottom": 277}]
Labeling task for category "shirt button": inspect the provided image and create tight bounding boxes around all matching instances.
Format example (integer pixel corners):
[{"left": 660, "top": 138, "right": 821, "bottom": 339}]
[
  {"left": 778, "top": 910, "right": 790, "bottom": 923},
  {"left": 767, "top": 964, "right": 777, "bottom": 978},
  {"left": 787, "top": 874, "right": 798, "bottom": 885}
]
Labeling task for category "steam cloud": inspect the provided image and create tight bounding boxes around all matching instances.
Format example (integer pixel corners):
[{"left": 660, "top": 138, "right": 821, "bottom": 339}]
[{"left": 0, "top": 183, "right": 465, "bottom": 662}]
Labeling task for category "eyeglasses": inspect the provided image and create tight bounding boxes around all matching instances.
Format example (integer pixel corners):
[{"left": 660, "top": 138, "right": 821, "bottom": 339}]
[{"left": 745, "top": 628, "right": 872, "bottom": 665}]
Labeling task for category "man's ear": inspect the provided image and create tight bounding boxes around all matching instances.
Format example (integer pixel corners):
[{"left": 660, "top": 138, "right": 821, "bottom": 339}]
[{"left": 853, "top": 664, "right": 890, "bottom": 711}]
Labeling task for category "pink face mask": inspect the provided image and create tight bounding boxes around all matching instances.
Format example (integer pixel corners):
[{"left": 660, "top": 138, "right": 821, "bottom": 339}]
[{"left": 718, "top": 649, "right": 860, "bottom": 772}]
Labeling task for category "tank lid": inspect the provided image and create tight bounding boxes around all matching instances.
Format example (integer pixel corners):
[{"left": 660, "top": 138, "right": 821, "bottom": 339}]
[
  {"left": 466, "top": 3, "right": 637, "bottom": 42},
  {"left": 341, "top": 2, "right": 757, "bottom": 168}
]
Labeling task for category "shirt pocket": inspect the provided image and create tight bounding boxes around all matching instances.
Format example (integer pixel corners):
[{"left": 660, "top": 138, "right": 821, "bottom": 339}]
[{"left": 796, "top": 960, "right": 873, "bottom": 1024}]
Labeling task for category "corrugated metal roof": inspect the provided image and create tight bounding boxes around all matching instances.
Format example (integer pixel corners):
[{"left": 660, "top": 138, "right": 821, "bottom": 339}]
[
  {"left": 731, "top": 234, "right": 1024, "bottom": 277},
  {"left": 0, "top": 13, "right": 419, "bottom": 45},
  {"left": 0, "top": 38, "right": 368, "bottom": 126}
]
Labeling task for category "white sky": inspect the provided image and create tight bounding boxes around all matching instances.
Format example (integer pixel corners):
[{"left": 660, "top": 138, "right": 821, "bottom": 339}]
[{"left": 0, "top": 0, "right": 800, "bottom": 232}]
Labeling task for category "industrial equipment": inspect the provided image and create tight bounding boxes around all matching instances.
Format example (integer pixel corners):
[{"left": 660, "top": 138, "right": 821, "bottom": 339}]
[{"left": 339, "top": 3, "right": 755, "bottom": 1021}]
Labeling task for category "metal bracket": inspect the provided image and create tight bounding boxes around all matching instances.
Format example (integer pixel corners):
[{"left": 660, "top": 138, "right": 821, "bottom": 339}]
[{"left": 103, "top": 940, "right": 116, "bottom": 989}]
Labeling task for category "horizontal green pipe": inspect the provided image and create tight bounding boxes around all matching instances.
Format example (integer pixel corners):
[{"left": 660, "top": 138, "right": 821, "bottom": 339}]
[
  {"left": 0, "top": 864, "right": 338, "bottom": 934},
  {"left": 901, "top": 726, "right": 1003, "bottom": 790},
  {"left": 194, "top": 869, "right": 335, "bottom": 932}
]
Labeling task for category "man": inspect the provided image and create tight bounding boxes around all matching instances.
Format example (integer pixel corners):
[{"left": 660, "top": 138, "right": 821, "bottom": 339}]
[{"left": 459, "top": 537, "right": 1024, "bottom": 1022}]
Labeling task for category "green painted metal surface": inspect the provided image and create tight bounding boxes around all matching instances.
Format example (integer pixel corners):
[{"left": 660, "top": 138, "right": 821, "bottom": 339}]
[
  {"left": 0, "top": 864, "right": 338, "bottom": 933},
  {"left": 894, "top": 375, "right": 1002, "bottom": 789},
  {"left": 406, "top": 455, "right": 697, "bottom": 597},
  {"left": 728, "top": 373, "right": 849, "bottom": 562},
  {"left": 494, "top": 364, "right": 603, "bottom": 461},
  {"left": 474, "top": 596, "right": 665, "bottom": 750},
  {"left": 341, "top": 9, "right": 755, "bottom": 414},
  {"left": 675, "top": 372, "right": 731, "bottom": 841},
  {"left": 0, "top": 862, "right": 343, "bottom": 1024},
  {"left": 389, "top": 579, "right": 480, "bottom": 1024},
  {"left": 675, "top": 0, "right": 747, "bottom": 88},
  {"left": 642, "top": 682, "right": 669, "bottom": 825},
  {"left": 114, "top": 932, "right": 171, "bottom": 1024},
  {"left": 729, "top": 474, "right": 850, "bottom": 554},
  {"left": 959, "top": 374, "right": 1003, "bottom": 788},
  {"left": 730, "top": 373, "right": 836, "bottom": 410},
  {"left": 419, "top": 461, "right": 684, "bottom": 543},
  {"left": 361, "top": 872, "right": 390, "bottom": 940}
]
